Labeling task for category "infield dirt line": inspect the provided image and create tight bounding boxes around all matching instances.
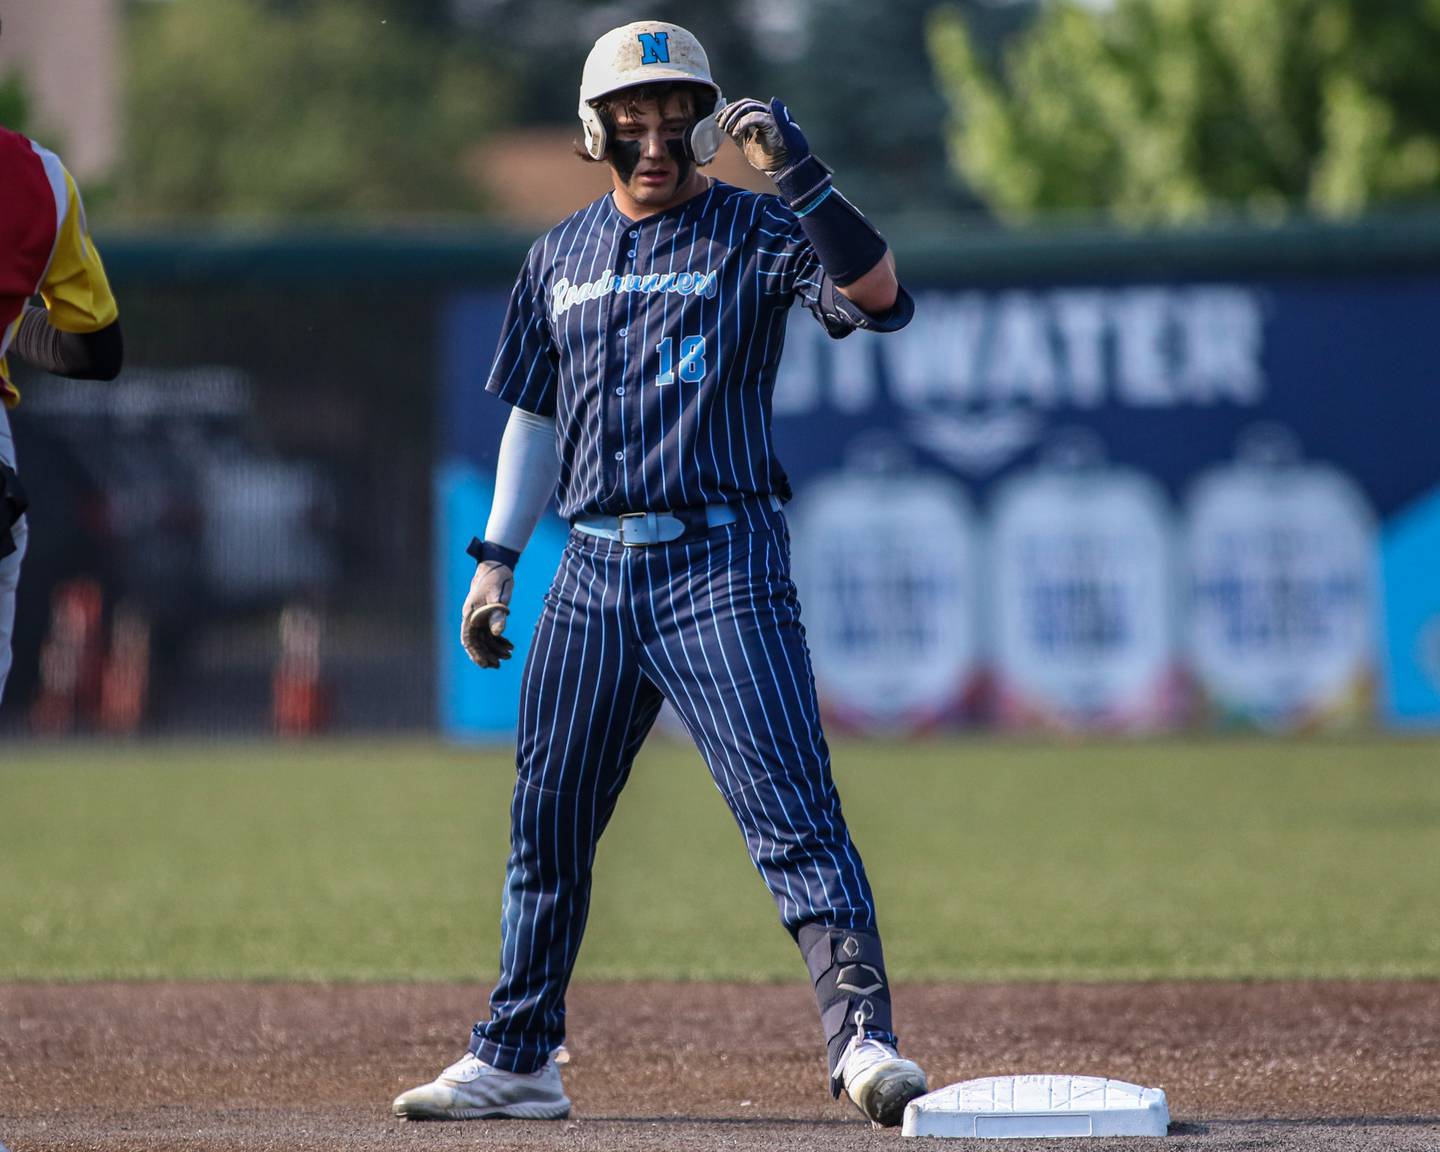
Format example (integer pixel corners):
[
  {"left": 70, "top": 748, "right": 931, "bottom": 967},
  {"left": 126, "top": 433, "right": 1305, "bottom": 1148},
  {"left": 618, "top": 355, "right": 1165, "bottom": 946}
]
[{"left": 2, "top": 981, "right": 1436, "bottom": 1150}]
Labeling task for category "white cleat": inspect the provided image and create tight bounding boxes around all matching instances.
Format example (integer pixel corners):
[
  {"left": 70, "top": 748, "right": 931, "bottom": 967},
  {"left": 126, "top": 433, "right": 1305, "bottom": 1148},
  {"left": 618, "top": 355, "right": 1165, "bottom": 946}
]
[
  {"left": 392, "top": 1052, "right": 571, "bottom": 1121},
  {"left": 838, "top": 1036, "right": 929, "bottom": 1128}
]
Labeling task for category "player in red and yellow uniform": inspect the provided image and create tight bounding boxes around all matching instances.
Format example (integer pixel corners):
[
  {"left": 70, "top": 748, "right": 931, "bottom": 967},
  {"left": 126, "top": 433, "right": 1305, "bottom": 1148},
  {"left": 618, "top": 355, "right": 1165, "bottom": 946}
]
[{"left": 1, "top": 121, "right": 123, "bottom": 703}]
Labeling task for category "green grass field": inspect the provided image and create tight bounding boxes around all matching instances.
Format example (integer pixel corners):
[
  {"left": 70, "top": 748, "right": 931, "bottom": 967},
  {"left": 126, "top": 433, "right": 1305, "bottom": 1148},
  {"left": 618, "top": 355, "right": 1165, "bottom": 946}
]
[{"left": 2, "top": 736, "right": 1437, "bottom": 983}]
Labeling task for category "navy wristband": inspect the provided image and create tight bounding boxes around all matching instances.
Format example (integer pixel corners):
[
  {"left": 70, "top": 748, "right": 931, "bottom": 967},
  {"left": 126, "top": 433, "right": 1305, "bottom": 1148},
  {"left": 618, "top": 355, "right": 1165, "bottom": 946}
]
[
  {"left": 773, "top": 158, "right": 888, "bottom": 287},
  {"left": 772, "top": 154, "right": 834, "bottom": 212},
  {"left": 467, "top": 537, "right": 521, "bottom": 569}
]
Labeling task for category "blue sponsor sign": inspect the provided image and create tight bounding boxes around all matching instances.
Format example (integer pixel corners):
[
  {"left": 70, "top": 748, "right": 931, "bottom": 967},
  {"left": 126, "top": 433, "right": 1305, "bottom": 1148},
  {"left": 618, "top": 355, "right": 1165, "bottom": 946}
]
[
  {"left": 1380, "top": 488, "right": 1440, "bottom": 723},
  {"left": 436, "top": 294, "right": 566, "bottom": 737},
  {"left": 438, "top": 276, "right": 1440, "bottom": 734}
]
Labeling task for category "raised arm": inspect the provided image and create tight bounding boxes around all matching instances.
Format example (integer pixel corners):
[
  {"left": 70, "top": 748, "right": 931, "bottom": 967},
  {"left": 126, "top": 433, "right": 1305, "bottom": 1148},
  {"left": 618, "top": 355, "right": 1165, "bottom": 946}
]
[{"left": 718, "top": 96, "right": 900, "bottom": 315}]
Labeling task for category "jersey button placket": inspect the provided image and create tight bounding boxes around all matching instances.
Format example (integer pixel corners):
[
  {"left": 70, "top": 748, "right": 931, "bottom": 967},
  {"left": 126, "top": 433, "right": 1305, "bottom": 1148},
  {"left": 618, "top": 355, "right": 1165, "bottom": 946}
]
[
  {"left": 621, "top": 222, "right": 655, "bottom": 506},
  {"left": 605, "top": 225, "right": 638, "bottom": 503}
]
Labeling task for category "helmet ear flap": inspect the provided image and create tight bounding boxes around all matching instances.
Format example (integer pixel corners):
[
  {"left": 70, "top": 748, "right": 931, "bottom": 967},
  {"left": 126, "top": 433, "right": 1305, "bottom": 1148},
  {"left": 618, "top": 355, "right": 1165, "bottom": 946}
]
[
  {"left": 582, "top": 89, "right": 725, "bottom": 165},
  {"left": 579, "top": 102, "right": 607, "bottom": 160},
  {"left": 687, "top": 94, "right": 726, "bottom": 165}
]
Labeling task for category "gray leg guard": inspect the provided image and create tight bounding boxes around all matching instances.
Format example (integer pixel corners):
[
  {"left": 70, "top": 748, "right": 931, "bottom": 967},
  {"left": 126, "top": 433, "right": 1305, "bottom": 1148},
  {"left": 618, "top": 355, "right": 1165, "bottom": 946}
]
[{"left": 797, "top": 924, "right": 895, "bottom": 1097}]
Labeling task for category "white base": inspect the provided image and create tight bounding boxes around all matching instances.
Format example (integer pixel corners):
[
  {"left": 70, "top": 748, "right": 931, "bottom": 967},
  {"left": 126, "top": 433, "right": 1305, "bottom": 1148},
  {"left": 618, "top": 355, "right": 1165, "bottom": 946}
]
[{"left": 902, "top": 1074, "right": 1169, "bottom": 1139}]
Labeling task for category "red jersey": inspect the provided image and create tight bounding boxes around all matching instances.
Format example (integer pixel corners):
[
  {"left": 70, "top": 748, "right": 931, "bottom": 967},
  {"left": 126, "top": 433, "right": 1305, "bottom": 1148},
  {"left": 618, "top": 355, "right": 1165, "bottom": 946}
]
[{"left": 0, "top": 126, "right": 118, "bottom": 408}]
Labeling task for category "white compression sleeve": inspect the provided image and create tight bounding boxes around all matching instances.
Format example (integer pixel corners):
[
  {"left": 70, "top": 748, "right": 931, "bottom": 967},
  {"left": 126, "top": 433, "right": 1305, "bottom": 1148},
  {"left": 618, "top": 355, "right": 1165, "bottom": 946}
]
[{"left": 484, "top": 407, "right": 560, "bottom": 554}]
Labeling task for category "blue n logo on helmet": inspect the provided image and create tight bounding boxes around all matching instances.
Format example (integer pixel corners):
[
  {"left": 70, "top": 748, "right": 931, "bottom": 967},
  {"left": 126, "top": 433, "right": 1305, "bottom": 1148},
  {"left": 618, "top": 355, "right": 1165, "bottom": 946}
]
[{"left": 637, "top": 31, "right": 670, "bottom": 64}]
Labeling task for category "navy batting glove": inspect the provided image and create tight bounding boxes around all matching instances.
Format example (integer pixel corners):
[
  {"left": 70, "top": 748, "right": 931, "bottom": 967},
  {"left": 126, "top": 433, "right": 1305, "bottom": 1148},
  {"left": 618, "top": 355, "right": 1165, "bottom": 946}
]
[
  {"left": 769, "top": 98, "right": 811, "bottom": 165},
  {"left": 768, "top": 98, "right": 834, "bottom": 214}
]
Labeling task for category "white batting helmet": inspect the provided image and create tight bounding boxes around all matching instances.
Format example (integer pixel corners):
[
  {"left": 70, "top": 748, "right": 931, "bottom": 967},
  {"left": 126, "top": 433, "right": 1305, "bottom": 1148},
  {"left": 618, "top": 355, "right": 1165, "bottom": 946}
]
[{"left": 578, "top": 21, "right": 727, "bottom": 164}]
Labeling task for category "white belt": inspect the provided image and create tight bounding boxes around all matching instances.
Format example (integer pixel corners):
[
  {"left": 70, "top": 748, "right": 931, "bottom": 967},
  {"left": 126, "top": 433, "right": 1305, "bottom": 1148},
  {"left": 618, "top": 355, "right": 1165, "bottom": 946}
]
[{"left": 572, "top": 496, "right": 781, "bottom": 547}]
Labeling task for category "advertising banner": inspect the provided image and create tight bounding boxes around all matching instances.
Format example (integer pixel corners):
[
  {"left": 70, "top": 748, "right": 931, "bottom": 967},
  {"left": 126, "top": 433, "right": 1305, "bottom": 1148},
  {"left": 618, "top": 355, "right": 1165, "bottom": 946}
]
[
  {"left": 1183, "top": 431, "right": 1377, "bottom": 729},
  {"left": 987, "top": 451, "right": 1178, "bottom": 732},
  {"left": 787, "top": 461, "right": 982, "bottom": 732},
  {"left": 438, "top": 275, "right": 1440, "bottom": 736}
]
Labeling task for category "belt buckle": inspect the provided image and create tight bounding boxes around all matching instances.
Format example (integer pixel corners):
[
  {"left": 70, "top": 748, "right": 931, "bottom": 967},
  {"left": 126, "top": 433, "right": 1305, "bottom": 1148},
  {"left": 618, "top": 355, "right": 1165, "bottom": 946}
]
[{"left": 617, "top": 511, "right": 651, "bottom": 547}]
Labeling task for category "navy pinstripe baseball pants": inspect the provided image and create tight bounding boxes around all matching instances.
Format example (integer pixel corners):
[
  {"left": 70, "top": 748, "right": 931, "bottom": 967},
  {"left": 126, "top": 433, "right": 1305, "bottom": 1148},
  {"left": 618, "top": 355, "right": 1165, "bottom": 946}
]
[{"left": 469, "top": 509, "right": 883, "bottom": 1072}]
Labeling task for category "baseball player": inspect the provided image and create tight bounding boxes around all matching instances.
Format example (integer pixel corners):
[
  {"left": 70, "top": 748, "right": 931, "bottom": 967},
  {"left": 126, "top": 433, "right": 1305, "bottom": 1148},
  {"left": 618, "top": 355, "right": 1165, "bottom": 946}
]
[
  {"left": 1, "top": 45, "right": 124, "bottom": 706},
  {"left": 394, "top": 21, "right": 927, "bottom": 1127}
]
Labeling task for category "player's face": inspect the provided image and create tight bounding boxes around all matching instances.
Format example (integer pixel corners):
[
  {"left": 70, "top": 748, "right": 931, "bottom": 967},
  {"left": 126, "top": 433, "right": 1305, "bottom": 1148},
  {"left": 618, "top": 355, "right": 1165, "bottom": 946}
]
[{"left": 609, "top": 94, "right": 705, "bottom": 213}]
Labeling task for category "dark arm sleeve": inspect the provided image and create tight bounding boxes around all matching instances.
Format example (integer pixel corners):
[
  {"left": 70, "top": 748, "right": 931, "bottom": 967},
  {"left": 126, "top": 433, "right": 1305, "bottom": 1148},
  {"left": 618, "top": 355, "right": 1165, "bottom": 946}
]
[
  {"left": 758, "top": 199, "right": 914, "bottom": 340},
  {"left": 12, "top": 306, "right": 124, "bottom": 380}
]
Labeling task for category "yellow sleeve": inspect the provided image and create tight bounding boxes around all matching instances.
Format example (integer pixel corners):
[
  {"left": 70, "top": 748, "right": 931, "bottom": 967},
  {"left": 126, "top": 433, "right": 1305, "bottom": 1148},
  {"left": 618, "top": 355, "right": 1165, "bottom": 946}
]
[
  {"left": 0, "top": 315, "right": 17, "bottom": 407},
  {"left": 40, "top": 169, "right": 118, "bottom": 334}
]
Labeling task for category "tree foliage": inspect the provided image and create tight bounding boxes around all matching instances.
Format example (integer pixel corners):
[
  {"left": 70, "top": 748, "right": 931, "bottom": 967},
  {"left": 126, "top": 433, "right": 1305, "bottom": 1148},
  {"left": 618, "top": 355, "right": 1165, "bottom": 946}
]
[
  {"left": 450, "top": 0, "right": 1034, "bottom": 218},
  {"left": 0, "top": 70, "right": 30, "bottom": 135},
  {"left": 120, "top": 0, "right": 503, "bottom": 221},
  {"left": 789, "top": 0, "right": 979, "bottom": 216},
  {"left": 928, "top": 0, "right": 1440, "bottom": 224}
]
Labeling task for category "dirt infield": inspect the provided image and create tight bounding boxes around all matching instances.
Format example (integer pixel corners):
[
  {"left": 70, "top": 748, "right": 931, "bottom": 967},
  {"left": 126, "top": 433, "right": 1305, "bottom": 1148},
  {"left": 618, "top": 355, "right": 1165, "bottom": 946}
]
[{"left": 2, "top": 981, "right": 1437, "bottom": 1151}]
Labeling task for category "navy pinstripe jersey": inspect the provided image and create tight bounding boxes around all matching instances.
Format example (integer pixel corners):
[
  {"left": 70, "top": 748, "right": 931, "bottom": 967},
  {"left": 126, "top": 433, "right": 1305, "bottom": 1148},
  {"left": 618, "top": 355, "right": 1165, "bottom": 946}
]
[{"left": 485, "top": 179, "right": 913, "bottom": 521}]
